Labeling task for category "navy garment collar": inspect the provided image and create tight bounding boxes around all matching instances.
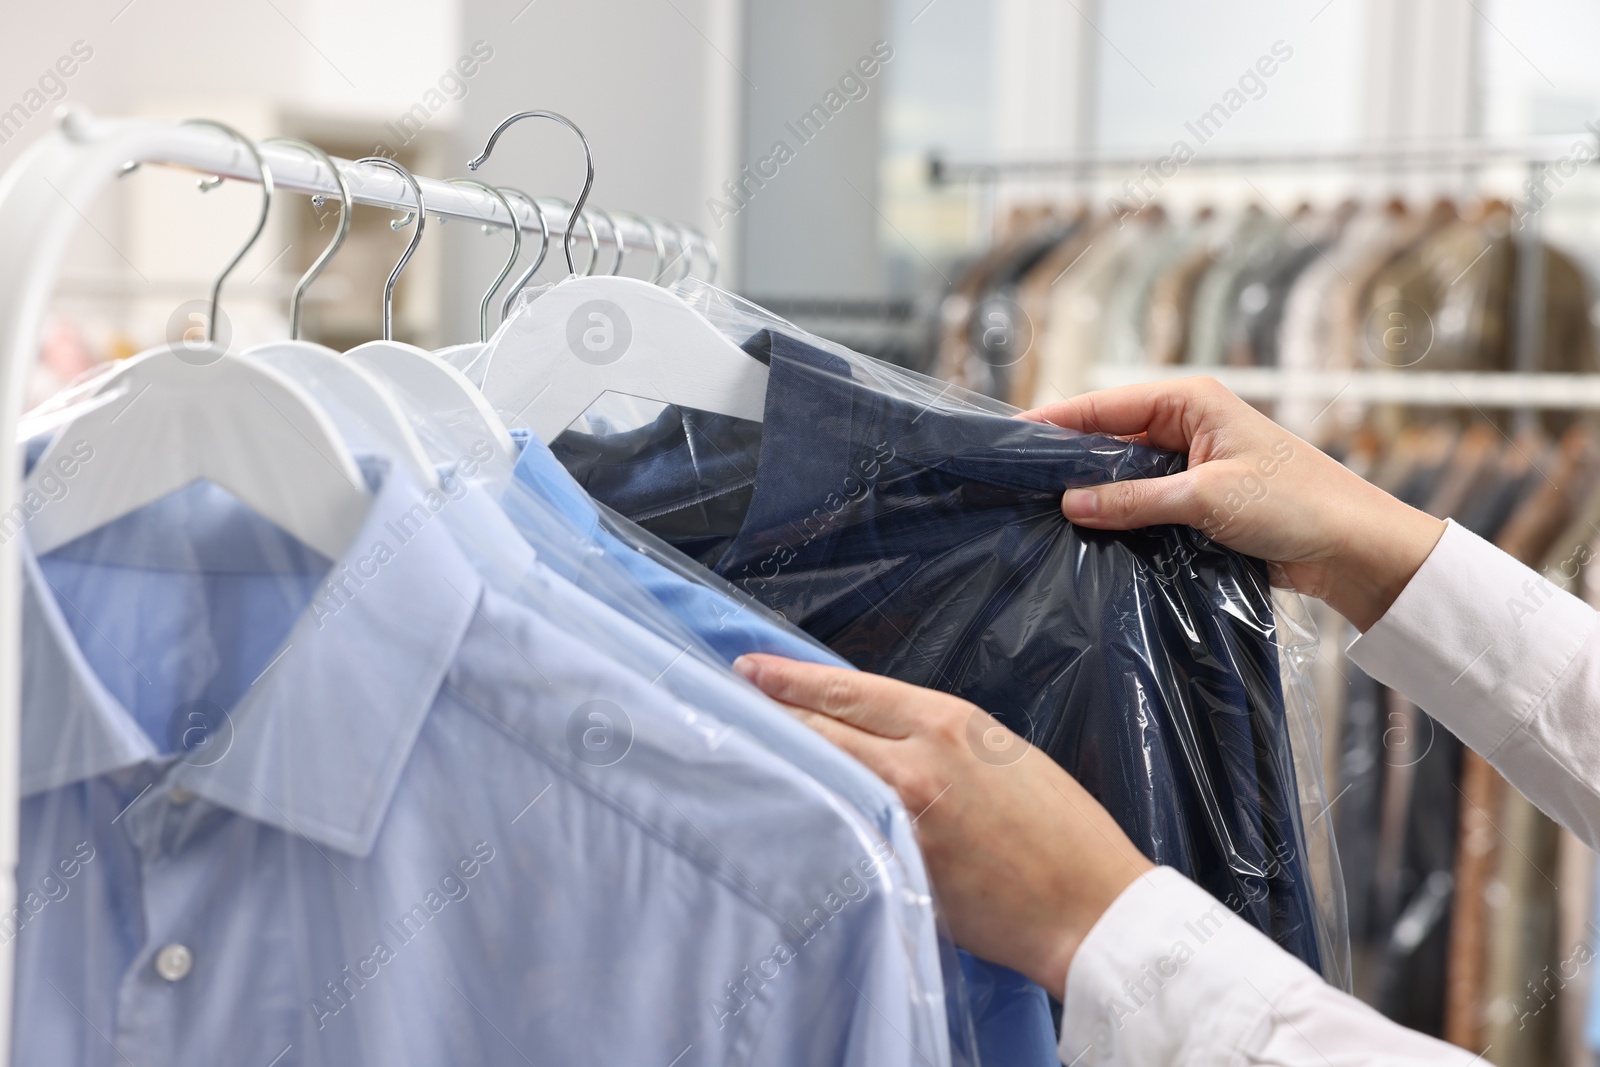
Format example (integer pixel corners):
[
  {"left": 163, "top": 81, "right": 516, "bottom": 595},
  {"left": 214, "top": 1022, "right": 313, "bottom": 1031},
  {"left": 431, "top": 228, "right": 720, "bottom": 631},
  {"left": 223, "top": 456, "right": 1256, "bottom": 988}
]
[
  {"left": 21, "top": 460, "right": 484, "bottom": 857},
  {"left": 553, "top": 328, "right": 1185, "bottom": 568}
]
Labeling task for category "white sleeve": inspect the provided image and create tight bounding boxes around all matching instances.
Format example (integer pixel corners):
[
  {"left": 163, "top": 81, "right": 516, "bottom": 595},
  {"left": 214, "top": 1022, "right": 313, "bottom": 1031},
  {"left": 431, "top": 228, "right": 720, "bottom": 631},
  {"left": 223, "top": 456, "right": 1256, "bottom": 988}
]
[
  {"left": 1346, "top": 517, "right": 1600, "bottom": 850},
  {"left": 1058, "top": 867, "right": 1482, "bottom": 1066}
]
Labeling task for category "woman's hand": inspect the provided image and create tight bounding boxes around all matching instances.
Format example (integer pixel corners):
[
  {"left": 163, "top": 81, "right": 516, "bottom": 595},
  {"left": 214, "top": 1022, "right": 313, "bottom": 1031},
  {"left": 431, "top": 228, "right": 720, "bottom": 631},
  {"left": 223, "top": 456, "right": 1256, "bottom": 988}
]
[
  {"left": 734, "top": 653, "right": 1153, "bottom": 997},
  {"left": 1022, "top": 378, "right": 1446, "bottom": 631}
]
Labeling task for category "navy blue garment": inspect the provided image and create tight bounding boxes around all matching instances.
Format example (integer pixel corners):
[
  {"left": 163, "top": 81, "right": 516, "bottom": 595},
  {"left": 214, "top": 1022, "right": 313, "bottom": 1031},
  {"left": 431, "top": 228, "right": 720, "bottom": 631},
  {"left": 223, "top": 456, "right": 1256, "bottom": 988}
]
[{"left": 552, "top": 329, "right": 1326, "bottom": 984}]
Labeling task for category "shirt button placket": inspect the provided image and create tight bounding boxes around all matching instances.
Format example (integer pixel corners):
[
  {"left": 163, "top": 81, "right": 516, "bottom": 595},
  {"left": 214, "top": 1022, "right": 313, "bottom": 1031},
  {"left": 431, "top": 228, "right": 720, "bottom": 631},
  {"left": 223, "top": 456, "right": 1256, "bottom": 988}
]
[{"left": 113, "top": 775, "right": 200, "bottom": 1065}]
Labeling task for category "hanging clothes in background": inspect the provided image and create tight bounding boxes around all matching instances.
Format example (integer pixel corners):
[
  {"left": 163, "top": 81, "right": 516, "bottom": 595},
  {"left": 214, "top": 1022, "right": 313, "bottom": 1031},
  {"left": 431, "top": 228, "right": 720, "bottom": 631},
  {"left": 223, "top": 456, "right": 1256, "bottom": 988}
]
[{"left": 935, "top": 192, "right": 1600, "bottom": 1067}]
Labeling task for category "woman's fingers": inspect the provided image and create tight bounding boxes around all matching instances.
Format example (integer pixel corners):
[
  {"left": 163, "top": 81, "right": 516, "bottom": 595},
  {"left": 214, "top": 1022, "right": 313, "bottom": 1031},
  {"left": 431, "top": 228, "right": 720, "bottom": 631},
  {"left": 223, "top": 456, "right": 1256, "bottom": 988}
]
[
  {"left": 1061, "top": 469, "right": 1207, "bottom": 530},
  {"left": 777, "top": 701, "right": 894, "bottom": 767},
  {"left": 735, "top": 654, "right": 920, "bottom": 739},
  {"left": 1019, "top": 377, "right": 1228, "bottom": 452}
]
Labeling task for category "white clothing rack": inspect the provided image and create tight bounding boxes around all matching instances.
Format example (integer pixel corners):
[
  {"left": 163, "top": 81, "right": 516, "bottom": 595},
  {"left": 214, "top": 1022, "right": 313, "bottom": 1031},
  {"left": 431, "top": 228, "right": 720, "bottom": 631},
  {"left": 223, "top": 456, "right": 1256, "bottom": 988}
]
[{"left": 0, "top": 108, "right": 715, "bottom": 1063}]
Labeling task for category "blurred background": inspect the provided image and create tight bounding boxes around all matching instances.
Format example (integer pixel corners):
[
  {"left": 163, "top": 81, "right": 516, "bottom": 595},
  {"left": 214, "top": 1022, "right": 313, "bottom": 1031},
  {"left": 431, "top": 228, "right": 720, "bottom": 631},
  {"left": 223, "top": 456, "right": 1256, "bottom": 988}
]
[
  {"left": 11, "top": 0, "right": 1600, "bottom": 386},
  {"left": 11, "top": 4, "right": 1600, "bottom": 1065}
]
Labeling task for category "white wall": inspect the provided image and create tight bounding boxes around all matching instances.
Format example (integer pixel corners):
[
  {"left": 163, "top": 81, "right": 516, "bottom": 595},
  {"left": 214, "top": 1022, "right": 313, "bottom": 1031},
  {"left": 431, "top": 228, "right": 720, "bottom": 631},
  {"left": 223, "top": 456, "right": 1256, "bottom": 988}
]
[
  {"left": 0, "top": 0, "right": 743, "bottom": 351},
  {"left": 738, "top": 0, "right": 890, "bottom": 299},
  {"left": 451, "top": 0, "right": 744, "bottom": 337}
]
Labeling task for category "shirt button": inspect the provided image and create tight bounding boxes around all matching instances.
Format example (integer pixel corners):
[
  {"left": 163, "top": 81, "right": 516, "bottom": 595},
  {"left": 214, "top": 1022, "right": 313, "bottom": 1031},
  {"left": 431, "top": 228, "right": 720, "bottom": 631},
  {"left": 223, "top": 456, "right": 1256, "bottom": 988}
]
[
  {"left": 167, "top": 786, "right": 196, "bottom": 805},
  {"left": 154, "top": 943, "right": 193, "bottom": 982}
]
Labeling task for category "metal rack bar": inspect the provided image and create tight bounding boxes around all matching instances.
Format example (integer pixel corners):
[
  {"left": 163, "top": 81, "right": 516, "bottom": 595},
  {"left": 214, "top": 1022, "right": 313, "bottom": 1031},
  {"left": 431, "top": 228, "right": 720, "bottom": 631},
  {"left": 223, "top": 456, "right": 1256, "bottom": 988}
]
[
  {"left": 928, "top": 133, "right": 1600, "bottom": 184},
  {"left": 1086, "top": 366, "right": 1600, "bottom": 409},
  {"left": 117, "top": 116, "right": 711, "bottom": 266}
]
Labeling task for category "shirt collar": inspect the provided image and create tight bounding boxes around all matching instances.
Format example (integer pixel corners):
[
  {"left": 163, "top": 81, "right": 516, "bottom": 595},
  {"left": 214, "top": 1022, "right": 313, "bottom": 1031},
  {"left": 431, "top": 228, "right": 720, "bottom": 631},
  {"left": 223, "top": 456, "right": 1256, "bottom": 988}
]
[{"left": 21, "top": 461, "right": 485, "bottom": 858}]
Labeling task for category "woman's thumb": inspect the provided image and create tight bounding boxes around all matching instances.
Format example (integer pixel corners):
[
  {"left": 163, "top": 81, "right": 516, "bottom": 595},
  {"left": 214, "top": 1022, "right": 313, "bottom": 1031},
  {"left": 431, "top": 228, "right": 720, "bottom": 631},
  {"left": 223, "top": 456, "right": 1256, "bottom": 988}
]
[{"left": 1061, "top": 472, "right": 1203, "bottom": 531}]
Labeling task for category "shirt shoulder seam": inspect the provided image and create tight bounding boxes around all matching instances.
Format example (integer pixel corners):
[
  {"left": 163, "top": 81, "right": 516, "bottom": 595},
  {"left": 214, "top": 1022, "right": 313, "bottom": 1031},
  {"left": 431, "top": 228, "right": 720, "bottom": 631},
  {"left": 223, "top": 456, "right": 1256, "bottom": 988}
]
[{"left": 439, "top": 679, "right": 791, "bottom": 925}]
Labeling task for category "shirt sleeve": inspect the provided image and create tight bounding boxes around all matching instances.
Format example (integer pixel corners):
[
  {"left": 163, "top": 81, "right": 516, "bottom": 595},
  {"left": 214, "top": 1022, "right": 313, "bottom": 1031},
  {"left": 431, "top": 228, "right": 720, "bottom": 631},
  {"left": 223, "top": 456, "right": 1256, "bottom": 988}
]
[
  {"left": 1346, "top": 517, "right": 1600, "bottom": 850},
  {"left": 1057, "top": 867, "right": 1483, "bottom": 1066}
]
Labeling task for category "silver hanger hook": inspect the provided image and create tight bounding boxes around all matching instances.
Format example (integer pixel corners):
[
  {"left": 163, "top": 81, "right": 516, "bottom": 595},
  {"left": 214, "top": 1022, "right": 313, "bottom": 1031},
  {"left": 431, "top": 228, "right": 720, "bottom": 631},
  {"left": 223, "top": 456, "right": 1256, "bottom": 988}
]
[
  {"left": 547, "top": 199, "right": 600, "bottom": 276},
  {"left": 446, "top": 178, "right": 521, "bottom": 343},
  {"left": 261, "top": 137, "right": 351, "bottom": 341},
  {"left": 181, "top": 119, "right": 273, "bottom": 345},
  {"left": 633, "top": 214, "right": 671, "bottom": 284},
  {"left": 699, "top": 229, "right": 720, "bottom": 284},
  {"left": 495, "top": 187, "right": 550, "bottom": 322},
  {"left": 665, "top": 224, "right": 696, "bottom": 285},
  {"left": 578, "top": 209, "right": 600, "bottom": 276},
  {"left": 614, "top": 211, "right": 664, "bottom": 282},
  {"left": 592, "top": 207, "right": 626, "bottom": 276},
  {"left": 353, "top": 156, "right": 425, "bottom": 342},
  {"left": 466, "top": 110, "right": 593, "bottom": 278}
]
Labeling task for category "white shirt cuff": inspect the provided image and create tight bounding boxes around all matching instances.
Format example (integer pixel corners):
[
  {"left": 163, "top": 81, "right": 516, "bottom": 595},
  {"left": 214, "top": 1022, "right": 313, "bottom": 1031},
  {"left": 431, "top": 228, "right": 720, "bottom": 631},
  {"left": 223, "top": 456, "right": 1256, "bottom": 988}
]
[
  {"left": 1058, "top": 866, "right": 1320, "bottom": 1066},
  {"left": 1345, "top": 518, "right": 1596, "bottom": 761}
]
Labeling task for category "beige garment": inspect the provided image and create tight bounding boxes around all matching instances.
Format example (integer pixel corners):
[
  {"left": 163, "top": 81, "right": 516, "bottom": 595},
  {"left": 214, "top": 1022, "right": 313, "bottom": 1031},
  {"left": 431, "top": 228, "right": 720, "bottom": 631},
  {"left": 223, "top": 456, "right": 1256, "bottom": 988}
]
[
  {"left": 1363, "top": 204, "right": 1516, "bottom": 374},
  {"left": 1008, "top": 214, "right": 1111, "bottom": 409},
  {"left": 1277, "top": 203, "right": 1414, "bottom": 435},
  {"left": 1333, "top": 201, "right": 1457, "bottom": 375},
  {"left": 1143, "top": 223, "right": 1222, "bottom": 366},
  {"left": 1555, "top": 827, "right": 1596, "bottom": 1067},
  {"left": 1027, "top": 213, "right": 1163, "bottom": 407},
  {"left": 932, "top": 207, "right": 1080, "bottom": 391}
]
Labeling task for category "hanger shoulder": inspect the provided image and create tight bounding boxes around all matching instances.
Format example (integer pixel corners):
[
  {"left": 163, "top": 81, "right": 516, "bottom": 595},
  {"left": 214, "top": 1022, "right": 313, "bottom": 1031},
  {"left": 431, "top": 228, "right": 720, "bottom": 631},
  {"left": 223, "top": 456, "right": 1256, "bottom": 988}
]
[
  {"left": 478, "top": 275, "right": 769, "bottom": 443},
  {"left": 26, "top": 347, "right": 369, "bottom": 559},
  {"left": 244, "top": 340, "right": 441, "bottom": 489},
  {"left": 346, "top": 341, "right": 515, "bottom": 454}
]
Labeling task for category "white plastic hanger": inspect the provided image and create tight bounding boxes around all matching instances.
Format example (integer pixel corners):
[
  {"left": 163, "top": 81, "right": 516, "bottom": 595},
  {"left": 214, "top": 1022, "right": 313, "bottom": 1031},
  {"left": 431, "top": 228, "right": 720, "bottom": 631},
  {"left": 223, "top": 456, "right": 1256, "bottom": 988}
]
[
  {"left": 339, "top": 156, "right": 515, "bottom": 486},
  {"left": 467, "top": 111, "right": 768, "bottom": 442},
  {"left": 238, "top": 138, "right": 440, "bottom": 491},
  {"left": 26, "top": 120, "right": 370, "bottom": 560}
]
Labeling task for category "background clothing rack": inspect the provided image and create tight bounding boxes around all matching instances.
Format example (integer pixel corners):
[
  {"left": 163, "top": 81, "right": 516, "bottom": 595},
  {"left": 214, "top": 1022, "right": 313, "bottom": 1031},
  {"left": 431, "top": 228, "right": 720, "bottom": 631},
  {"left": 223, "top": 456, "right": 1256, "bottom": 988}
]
[
  {"left": 0, "top": 108, "right": 714, "bottom": 1067},
  {"left": 926, "top": 135, "right": 1598, "bottom": 183},
  {"left": 1086, "top": 367, "right": 1600, "bottom": 411},
  {"left": 927, "top": 134, "right": 1600, "bottom": 430}
]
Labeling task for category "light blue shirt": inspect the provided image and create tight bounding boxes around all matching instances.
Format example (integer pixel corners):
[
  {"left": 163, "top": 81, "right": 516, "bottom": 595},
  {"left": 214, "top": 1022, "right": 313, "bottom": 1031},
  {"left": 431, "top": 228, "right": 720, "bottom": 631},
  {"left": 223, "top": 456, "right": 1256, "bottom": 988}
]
[
  {"left": 17, "top": 462, "right": 932, "bottom": 1066},
  {"left": 507, "top": 432, "right": 845, "bottom": 666},
  {"left": 502, "top": 434, "right": 1055, "bottom": 1066},
  {"left": 426, "top": 470, "right": 960, "bottom": 1061}
]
